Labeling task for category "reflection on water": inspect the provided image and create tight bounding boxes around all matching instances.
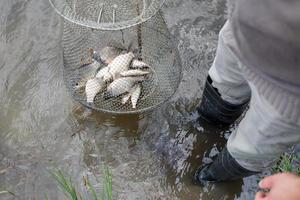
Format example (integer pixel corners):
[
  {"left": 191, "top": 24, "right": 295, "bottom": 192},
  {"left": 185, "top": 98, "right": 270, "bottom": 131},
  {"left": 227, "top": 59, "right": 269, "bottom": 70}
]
[{"left": 0, "top": 0, "right": 258, "bottom": 199}]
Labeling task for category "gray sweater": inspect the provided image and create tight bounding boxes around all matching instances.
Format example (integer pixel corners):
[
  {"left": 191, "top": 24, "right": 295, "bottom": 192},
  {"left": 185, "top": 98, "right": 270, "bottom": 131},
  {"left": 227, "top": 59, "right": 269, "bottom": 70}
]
[{"left": 229, "top": 0, "right": 300, "bottom": 124}]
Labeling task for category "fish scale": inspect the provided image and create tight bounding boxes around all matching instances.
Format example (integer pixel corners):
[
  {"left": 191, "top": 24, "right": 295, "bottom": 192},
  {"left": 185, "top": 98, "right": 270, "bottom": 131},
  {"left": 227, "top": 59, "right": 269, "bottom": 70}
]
[
  {"left": 107, "top": 52, "right": 135, "bottom": 80},
  {"left": 131, "top": 84, "right": 142, "bottom": 109},
  {"left": 107, "top": 76, "right": 145, "bottom": 97}
]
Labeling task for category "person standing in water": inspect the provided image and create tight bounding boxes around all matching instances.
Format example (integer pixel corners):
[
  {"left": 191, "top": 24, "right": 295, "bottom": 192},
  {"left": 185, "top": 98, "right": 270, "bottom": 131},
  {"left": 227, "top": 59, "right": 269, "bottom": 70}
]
[{"left": 194, "top": 0, "right": 300, "bottom": 184}]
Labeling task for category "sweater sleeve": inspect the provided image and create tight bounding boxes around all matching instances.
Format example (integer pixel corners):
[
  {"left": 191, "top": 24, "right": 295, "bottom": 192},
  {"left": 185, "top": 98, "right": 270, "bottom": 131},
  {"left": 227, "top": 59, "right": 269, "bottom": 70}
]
[{"left": 232, "top": 0, "right": 300, "bottom": 87}]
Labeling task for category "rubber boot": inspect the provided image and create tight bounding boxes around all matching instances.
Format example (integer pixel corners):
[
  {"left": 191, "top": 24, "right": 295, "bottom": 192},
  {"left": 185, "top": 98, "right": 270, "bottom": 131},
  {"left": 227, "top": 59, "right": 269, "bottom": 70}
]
[
  {"left": 197, "top": 76, "right": 249, "bottom": 126},
  {"left": 194, "top": 147, "right": 258, "bottom": 185}
]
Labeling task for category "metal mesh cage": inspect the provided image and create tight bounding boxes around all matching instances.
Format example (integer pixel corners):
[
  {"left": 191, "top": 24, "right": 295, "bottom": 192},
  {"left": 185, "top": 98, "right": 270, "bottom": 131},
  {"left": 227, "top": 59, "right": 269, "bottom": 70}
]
[
  {"left": 62, "top": 11, "right": 182, "bottom": 114},
  {"left": 49, "top": 0, "right": 165, "bottom": 30}
]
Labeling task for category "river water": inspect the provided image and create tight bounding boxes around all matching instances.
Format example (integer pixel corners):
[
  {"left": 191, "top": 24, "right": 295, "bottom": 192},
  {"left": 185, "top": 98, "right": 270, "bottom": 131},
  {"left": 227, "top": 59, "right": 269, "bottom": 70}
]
[{"left": 0, "top": 0, "right": 260, "bottom": 199}]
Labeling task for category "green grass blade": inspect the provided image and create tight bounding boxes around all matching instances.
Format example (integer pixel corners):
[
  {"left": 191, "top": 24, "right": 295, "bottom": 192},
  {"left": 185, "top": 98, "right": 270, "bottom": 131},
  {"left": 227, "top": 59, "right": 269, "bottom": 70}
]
[
  {"left": 50, "top": 167, "right": 113, "bottom": 200},
  {"left": 50, "top": 170, "right": 79, "bottom": 200},
  {"left": 84, "top": 176, "right": 99, "bottom": 200},
  {"left": 0, "top": 190, "right": 15, "bottom": 196},
  {"left": 101, "top": 185, "right": 105, "bottom": 200},
  {"left": 274, "top": 152, "right": 300, "bottom": 176},
  {"left": 50, "top": 171, "right": 72, "bottom": 195},
  {"left": 103, "top": 166, "right": 113, "bottom": 200}
]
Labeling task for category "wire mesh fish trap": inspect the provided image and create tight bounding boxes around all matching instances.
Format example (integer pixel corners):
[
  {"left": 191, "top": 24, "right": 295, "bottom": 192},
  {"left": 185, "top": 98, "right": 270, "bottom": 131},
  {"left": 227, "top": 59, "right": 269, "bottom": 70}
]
[
  {"left": 49, "top": 0, "right": 165, "bottom": 30},
  {"left": 51, "top": 0, "right": 182, "bottom": 114}
]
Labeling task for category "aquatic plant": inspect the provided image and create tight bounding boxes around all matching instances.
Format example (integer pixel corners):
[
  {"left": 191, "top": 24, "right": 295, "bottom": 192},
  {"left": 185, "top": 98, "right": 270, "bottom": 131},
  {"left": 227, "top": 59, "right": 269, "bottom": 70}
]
[
  {"left": 50, "top": 170, "right": 80, "bottom": 200},
  {"left": 51, "top": 166, "right": 113, "bottom": 200},
  {"left": 83, "top": 166, "right": 113, "bottom": 200},
  {"left": 0, "top": 189, "right": 15, "bottom": 197},
  {"left": 273, "top": 151, "right": 300, "bottom": 176}
]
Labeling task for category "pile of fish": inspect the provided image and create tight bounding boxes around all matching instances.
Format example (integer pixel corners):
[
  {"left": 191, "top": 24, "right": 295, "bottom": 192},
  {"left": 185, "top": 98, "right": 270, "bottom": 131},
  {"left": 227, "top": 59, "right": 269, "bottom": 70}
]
[{"left": 76, "top": 46, "right": 152, "bottom": 109}]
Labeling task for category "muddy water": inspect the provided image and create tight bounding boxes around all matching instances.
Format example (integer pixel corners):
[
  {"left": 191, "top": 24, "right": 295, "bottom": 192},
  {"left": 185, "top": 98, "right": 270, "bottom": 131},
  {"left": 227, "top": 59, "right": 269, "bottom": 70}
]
[{"left": 0, "top": 0, "right": 259, "bottom": 199}]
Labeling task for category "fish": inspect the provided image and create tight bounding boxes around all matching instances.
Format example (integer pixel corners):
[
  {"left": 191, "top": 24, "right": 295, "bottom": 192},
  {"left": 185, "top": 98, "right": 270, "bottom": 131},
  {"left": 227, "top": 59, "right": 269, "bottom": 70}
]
[
  {"left": 85, "top": 78, "right": 105, "bottom": 103},
  {"left": 131, "top": 60, "right": 150, "bottom": 69},
  {"left": 75, "top": 59, "right": 102, "bottom": 89},
  {"left": 99, "top": 46, "right": 124, "bottom": 64},
  {"left": 95, "top": 66, "right": 110, "bottom": 80},
  {"left": 106, "top": 76, "right": 145, "bottom": 98},
  {"left": 131, "top": 84, "right": 142, "bottom": 109},
  {"left": 120, "top": 69, "right": 150, "bottom": 77},
  {"left": 78, "top": 59, "right": 101, "bottom": 74},
  {"left": 121, "top": 93, "right": 132, "bottom": 105},
  {"left": 90, "top": 49, "right": 103, "bottom": 64},
  {"left": 107, "top": 52, "right": 135, "bottom": 80},
  {"left": 121, "top": 84, "right": 139, "bottom": 105}
]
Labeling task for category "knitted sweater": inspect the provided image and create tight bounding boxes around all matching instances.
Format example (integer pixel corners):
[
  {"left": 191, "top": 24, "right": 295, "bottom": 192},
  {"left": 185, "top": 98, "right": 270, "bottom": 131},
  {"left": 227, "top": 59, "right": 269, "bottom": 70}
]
[{"left": 228, "top": 0, "right": 300, "bottom": 125}]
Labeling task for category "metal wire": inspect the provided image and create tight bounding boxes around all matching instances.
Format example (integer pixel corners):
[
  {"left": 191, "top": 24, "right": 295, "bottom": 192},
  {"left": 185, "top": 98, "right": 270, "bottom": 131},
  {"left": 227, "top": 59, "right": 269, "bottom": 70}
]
[
  {"left": 62, "top": 12, "right": 182, "bottom": 114},
  {"left": 49, "top": 0, "right": 166, "bottom": 30}
]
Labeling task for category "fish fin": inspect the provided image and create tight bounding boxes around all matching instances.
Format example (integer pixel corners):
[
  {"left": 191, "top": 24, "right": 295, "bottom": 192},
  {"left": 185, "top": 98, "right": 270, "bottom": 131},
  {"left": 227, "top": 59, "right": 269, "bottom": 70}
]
[
  {"left": 86, "top": 93, "right": 96, "bottom": 103},
  {"left": 78, "top": 59, "right": 93, "bottom": 69}
]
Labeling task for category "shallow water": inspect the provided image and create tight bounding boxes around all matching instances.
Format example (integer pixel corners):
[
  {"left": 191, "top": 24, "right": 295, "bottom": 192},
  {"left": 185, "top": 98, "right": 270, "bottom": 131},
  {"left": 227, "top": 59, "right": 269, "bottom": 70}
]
[{"left": 0, "top": 0, "right": 260, "bottom": 199}]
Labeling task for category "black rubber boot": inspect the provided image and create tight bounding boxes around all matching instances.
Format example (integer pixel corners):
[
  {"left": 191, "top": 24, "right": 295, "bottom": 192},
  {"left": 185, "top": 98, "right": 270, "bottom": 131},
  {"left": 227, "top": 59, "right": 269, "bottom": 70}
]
[
  {"left": 197, "top": 76, "right": 249, "bottom": 126},
  {"left": 194, "top": 147, "right": 258, "bottom": 185}
]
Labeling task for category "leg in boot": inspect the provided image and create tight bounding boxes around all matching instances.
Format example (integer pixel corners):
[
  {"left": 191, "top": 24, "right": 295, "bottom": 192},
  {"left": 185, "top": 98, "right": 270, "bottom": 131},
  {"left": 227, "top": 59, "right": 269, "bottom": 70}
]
[
  {"left": 194, "top": 147, "right": 258, "bottom": 185},
  {"left": 197, "top": 21, "right": 251, "bottom": 126},
  {"left": 198, "top": 76, "right": 249, "bottom": 126},
  {"left": 195, "top": 82, "right": 300, "bottom": 184},
  {"left": 227, "top": 82, "right": 300, "bottom": 172}
]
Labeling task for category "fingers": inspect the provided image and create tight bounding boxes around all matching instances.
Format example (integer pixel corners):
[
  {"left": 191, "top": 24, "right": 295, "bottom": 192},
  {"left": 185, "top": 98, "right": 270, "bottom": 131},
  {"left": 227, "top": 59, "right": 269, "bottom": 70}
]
[
  {"left": 259, "top": 173, "right": 296, "bottom": 189},
  {"left": 255, "top": 191, "right": 267, "bottom": 200},
  {"left": 259, "top": 173, "right": 283, "bottom": 189}
]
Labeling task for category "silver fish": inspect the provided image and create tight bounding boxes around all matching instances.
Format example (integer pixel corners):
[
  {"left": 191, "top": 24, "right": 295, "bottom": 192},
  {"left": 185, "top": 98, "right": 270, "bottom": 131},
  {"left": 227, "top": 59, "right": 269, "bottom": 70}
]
[
  {"left": 76, "top": 59, "right": 101, "bottom": 89},
  {"left": 91, "top": 49, "right": 103, "bottom": 63},
  {"left": 99, "top": 46, "right": 124, "bottom": 65},
  {"left": 95, "top": 66, "right": 110, "bottom": 80},
  {"left": 106, "top": 76, "right": 145, "bottom": 97},
  {"left": 121, "top": 93, "right": 132, "bottom": 105},
  {"left": 120, "top": 69, "right": 150, "bottom": 77},
  {"left": 85, "top": 78, "right": 105, "bottom": 103},
  {"left": 131, "top": 60, "right": 150, "bottom": 69},
  {"left": 131, "top": 84, "right": 142, "bottom": 109},
  {"left": 107, "top": 52, "right": 135, "bottom": 80},
  {"left": 121, "top": 84, "right": 139, "bottom": 105}
]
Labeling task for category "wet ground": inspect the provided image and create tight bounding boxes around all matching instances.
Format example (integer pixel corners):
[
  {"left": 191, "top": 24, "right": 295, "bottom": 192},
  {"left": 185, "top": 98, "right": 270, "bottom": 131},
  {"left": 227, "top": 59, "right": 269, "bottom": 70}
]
[{"left": 0, "top": 0, "right": 262, "bottom": 199}]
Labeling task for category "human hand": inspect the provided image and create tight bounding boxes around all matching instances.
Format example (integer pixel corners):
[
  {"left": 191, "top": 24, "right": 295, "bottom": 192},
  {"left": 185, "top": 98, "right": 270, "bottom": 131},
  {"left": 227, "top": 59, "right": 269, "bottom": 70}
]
[{"left": 255, "top": 173, "right": 300, "bottom": 200}]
